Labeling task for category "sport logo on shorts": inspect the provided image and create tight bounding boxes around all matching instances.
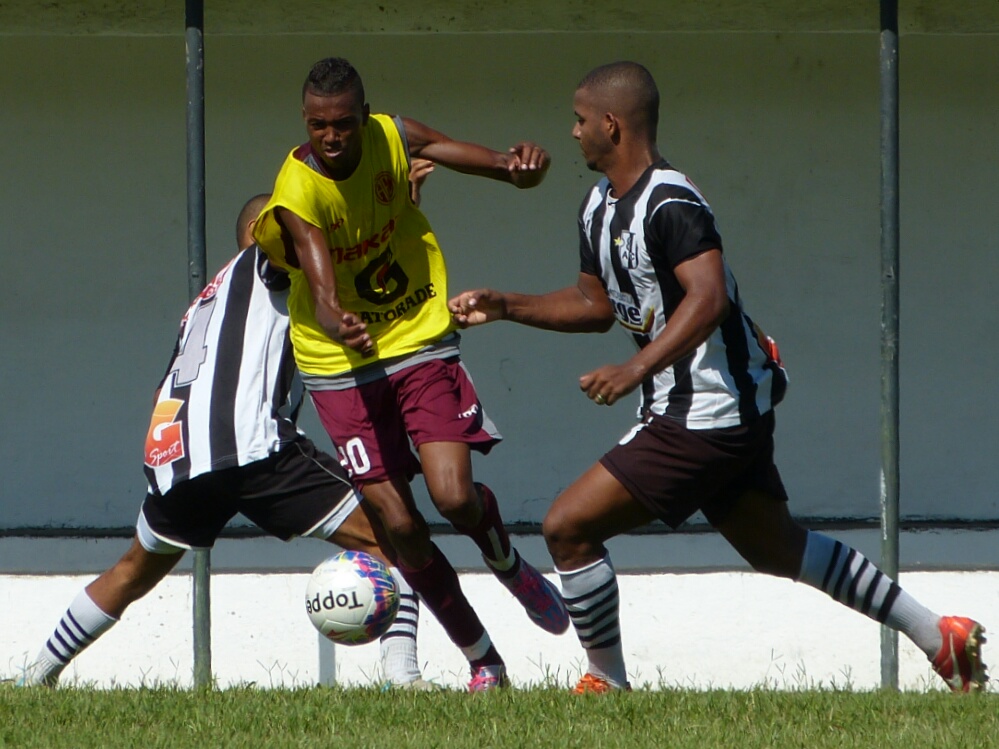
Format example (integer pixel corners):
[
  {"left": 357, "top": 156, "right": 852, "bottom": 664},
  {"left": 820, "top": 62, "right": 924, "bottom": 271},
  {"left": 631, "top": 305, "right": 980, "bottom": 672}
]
[{"left": 374, "top": 171, "right": 395, "bottom": 205}]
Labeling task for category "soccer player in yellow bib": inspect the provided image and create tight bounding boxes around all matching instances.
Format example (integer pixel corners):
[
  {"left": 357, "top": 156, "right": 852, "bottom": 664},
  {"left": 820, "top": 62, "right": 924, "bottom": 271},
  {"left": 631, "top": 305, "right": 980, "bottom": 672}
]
[{"left": 254, "top": 57, "right": 568, "bottom": 691}]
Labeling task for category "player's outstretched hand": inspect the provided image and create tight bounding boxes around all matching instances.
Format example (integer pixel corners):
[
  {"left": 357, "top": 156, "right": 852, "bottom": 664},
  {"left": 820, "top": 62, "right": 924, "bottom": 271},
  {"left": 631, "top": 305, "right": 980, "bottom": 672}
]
[
  {"left": 506, "top": 142, "right": 550, "bottom": 188},
  {"left": 448, "top": 289, "right": 505, "bottom": 327}
]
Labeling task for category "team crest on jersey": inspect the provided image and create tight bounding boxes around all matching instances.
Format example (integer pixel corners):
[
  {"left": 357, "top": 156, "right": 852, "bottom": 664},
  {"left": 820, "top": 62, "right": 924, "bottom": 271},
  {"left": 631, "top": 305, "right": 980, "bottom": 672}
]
[
  {"left": 144, "top": 398, "right": 186, "bottom": 468},
  {"left": 615, "top": 231, "right": 639, "bottom": 269},
  {"left": 374, "top": 171, "right": 395, "bottom": 205}
]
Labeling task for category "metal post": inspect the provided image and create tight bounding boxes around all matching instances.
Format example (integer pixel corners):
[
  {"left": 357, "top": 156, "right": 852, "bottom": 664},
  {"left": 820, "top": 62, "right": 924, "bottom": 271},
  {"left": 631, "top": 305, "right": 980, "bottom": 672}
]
[
  {"left": 318, "top": 633, "right": 336, "bottom": 686},
  {"left": 879, "top": 0, "right": 901, "bottom": 691},
  {"left": 185, "top": 0, "right": 211, "bottom": 689}
]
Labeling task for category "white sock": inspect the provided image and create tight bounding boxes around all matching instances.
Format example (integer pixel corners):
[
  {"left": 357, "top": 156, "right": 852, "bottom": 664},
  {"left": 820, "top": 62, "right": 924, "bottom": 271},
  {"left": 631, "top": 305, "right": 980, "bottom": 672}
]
[
  {"left": 485, "top": 545, "right": 517, "bottom": 574},
  {"left": 25, "top": 589, "right": 117, "bottom": 685},
  {"left": 379, "top": 568, "right": 422, "bottom": 684},
  {"left": 459, "top": 631, "right": 494, "bottom": 663},
  {"left": 558, "top": 554, "right": 628, "bottom": 688},
  {"left": 797, "top": 531, "right": 941, "bottom": 656}
]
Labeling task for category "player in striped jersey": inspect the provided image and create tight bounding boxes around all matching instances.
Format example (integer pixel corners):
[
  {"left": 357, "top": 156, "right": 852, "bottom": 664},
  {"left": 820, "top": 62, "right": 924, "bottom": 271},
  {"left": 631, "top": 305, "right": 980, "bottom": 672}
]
[
  {"left": 19, "top": 194, "right": 431, "bottom": 689},
  {"left": 449, "top": 61, "right": 986, "bottom": 693}
]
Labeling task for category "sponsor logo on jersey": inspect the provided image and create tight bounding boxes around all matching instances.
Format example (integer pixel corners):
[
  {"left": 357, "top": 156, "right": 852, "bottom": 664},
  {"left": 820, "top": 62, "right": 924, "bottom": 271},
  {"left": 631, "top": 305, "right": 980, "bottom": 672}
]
[
  {"left": 144, "top": 398, "right": 186, "bottom": 468},
  {"left": 356, "top": 282, "right": 438, "bottom": 324},
  {"left": 330, "top": 218, "right": 396, "bottom": 264},
  {"left": 374, "top": 171, "right": 395, "bottom": 205},
  {"left": 608, "top": 290, "right": 654, "bottom": 333}
]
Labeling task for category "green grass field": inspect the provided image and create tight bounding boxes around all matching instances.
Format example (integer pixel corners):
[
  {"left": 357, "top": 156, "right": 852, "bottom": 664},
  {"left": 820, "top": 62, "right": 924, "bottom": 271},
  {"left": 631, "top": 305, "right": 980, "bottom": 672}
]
[{"left": 2, "top": 685, "right": 996, "bottom": 749}]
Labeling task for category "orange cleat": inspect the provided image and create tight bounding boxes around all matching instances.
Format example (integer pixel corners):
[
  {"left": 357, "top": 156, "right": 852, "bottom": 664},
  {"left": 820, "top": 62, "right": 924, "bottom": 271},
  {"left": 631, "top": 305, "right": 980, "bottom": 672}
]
[
  {"left": 572, "top": 673, "right": 632, "bottom": 694},
  {"left": 931, "top": 616, "right": 988, "bottom": 692}
]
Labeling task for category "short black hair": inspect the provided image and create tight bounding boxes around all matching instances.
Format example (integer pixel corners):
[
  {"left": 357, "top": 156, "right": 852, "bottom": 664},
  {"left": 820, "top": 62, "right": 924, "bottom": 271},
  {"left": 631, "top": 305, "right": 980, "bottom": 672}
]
[
  {"left": 236, "top": 193, "right": 271, "bottom": 247},
  {"left": 578, "top": 61, "right": 660, "bottom": 138},
  {"left": 303, "top": 57, "right": 365, "bottom": 103}
]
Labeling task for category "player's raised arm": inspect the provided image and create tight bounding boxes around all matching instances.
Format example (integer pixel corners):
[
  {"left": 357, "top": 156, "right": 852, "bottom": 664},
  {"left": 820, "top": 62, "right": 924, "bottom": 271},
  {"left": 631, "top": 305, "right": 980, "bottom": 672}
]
[
  {"left": 402, "top": 117, "right": 550, "bottom": 189},
  {"left": 448, "top": 272, "right": 614, "bottom": 333},
  {"left": 277, "top": 207, "right": 373, "bottom": 356}
]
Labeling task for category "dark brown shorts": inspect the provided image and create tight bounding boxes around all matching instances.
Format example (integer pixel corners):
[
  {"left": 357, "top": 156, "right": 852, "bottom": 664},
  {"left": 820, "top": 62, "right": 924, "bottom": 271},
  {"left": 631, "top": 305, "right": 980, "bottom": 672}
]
[
  {"left": 140, "top": 437, "right": 356, "bottom": 549},
  {"left": 600, "top": 410, "right": 788, "bottom": 529}
]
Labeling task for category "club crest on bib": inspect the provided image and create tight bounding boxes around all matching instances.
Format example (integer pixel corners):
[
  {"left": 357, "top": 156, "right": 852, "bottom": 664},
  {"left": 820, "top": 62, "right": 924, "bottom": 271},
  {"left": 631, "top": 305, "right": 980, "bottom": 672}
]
[{"left": 374, "top": 171, "right": 395, "bottom": 204}]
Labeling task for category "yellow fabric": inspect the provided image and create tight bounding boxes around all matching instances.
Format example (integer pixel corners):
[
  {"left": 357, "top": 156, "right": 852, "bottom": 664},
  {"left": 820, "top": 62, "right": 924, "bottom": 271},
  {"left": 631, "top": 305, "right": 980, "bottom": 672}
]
[{"left": 254, "top": 114, "right": 454, "bottom": 376}]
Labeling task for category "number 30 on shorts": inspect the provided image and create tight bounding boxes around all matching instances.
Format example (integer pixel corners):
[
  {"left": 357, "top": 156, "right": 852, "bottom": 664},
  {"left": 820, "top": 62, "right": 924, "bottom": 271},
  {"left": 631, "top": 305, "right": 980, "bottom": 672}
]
[{"left": 336, "top": 438, "right": 372, "bottom": 477}]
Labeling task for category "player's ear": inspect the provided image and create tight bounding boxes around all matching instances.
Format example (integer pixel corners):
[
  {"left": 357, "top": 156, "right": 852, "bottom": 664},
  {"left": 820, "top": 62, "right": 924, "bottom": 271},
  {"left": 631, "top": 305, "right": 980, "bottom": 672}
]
[{"left": 605, "top": 112, "right": 621, "bottom": 141}]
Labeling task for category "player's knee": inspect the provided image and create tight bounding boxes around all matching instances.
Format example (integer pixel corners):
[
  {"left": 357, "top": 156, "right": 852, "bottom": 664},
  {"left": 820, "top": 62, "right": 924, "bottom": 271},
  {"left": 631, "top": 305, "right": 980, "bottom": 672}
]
[
  {"left": 434, "top": 488, "right": 481, "bottom": 527},
  {"left": 541, "top": 505, "right": 583, "bottom": 562},
  {"left": 382, "top": 513, "right": 426, "bottom": 544}
]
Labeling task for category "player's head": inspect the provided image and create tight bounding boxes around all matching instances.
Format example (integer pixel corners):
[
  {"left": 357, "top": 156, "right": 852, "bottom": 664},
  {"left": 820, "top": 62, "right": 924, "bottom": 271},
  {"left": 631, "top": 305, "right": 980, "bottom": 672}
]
[
  {"left": 302, "top": 57, "right": 370, "bottom": 179},
  {"left": 572, "top": 61, "right": 660, "bottom": 172},
  {"left": 303, "top": 57, "right": 365, "bottom": 103},
  {"left": 236, "top": 193, "right": 271, "bottom": 250}
]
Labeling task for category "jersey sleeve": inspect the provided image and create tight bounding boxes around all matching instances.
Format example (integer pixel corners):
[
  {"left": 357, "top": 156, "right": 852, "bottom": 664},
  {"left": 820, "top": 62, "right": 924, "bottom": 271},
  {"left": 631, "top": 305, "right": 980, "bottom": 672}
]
[
  {"left": 577, "top": 192, "right": 599, "bottom": 275},
  {"left": 646, "top": 199, "right": 723, "bottom": 269},
  {"left": 578, "top": 217, "right": 598, "bottom": 275}
]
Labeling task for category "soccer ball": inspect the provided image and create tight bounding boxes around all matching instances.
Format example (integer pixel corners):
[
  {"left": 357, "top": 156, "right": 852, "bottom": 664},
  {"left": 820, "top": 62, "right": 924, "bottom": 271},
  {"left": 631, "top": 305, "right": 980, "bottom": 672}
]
[{"left": 305, "top": 551, "right": 399, "bottom": 645}]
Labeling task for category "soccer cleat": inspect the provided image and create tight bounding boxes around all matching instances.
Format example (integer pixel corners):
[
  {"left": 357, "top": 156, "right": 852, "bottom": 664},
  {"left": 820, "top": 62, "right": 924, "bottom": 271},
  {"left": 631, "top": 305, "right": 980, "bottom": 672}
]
[
  {"left": 931, "top": 616, "right": 988, "bottom": 693},
  {"left": 467, "top": 664, "right": 507, "bottom": 692},
  {"left": 497, "top": 557, "right": 570, "bottom": 635},
  {"left": 382, "top": 677, "right": 445, "bottom": 692},
  {"left": 572, "top": 673, "right": 632, "bottom": 694},
  {"left": 15, "top": 663, "right": 59, "bottom": 688}
]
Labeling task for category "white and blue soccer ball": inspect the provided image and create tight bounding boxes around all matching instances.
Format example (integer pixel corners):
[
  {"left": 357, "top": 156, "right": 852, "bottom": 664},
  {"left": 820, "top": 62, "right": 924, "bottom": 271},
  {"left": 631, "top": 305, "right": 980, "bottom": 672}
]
[{"left": 305, "top": 551, "right": 399, "bottom": 645}]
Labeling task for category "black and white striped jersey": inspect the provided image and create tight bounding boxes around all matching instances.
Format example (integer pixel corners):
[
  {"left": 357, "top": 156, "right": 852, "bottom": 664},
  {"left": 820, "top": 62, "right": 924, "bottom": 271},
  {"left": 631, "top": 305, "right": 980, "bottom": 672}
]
[
  {"left": 578, "top": 160, "right": 787, "bottom": 429},
  {"left": 143, "top": 246, "right": 302, "bottom": 495}
]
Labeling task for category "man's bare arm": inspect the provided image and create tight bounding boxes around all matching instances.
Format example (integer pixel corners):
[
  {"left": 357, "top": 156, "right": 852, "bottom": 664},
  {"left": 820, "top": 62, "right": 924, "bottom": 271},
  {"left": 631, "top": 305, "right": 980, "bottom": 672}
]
[
  {"left": 402, "top": 117, "right": 549, "bottom": 189},
  {"left": 277, "top": 207, "right": 373, "bottom": 355},
  {"left": 449, "top": 272, "right": 614, "bottom": 333}
]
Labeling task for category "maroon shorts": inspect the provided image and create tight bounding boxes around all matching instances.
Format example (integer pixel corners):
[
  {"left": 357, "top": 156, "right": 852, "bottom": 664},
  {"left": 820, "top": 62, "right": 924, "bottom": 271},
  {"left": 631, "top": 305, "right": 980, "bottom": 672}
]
[
  {"left": 310, "top": 357, "right": 502, "bottom": 486},
  {"left": 600, "top": 410, "right": 788, "bottom": 529}
]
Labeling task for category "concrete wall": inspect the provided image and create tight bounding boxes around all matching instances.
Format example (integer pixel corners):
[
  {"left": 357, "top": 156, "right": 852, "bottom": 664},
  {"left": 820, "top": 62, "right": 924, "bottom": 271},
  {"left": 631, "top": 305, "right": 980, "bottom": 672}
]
[
  {"left": 1, "top": 32, "right": 997, "bottom": 534},
  {"left": 4, "top": 566, "right": 996, "bottom": 691}
]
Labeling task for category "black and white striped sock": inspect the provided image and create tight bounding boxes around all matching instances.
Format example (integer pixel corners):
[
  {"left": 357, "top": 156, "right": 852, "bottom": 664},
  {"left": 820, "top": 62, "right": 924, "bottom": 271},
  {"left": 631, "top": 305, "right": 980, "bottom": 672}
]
[
  {"left": 558, "top": 554, "right": 628, "bottom": 688},
  {"left": 379, "top": 568, "right": 422, "bottom": 685},
  {"left": 796, "top": 531, "right": 941, "bottom": 656},
  {"left": 25, "top": 589, "right": 117, "bottom": 685}
]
